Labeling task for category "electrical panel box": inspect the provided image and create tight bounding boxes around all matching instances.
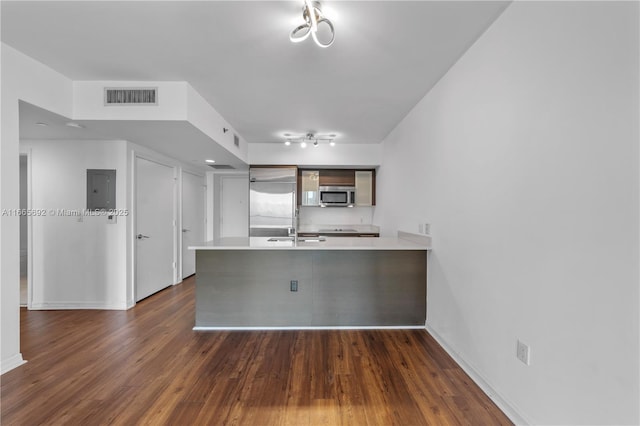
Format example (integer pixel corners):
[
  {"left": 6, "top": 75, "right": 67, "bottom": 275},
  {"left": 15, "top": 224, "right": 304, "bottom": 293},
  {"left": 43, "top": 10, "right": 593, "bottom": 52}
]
[{"left": 87, "top": 169, "right": 116, "bottom": 210}]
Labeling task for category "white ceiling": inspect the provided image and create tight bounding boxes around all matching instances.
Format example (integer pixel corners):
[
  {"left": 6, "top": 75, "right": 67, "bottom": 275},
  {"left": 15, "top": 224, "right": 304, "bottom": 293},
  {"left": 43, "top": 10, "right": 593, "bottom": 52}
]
[{"left": 3, "top": 1, "right": 509, "bottom": 158}]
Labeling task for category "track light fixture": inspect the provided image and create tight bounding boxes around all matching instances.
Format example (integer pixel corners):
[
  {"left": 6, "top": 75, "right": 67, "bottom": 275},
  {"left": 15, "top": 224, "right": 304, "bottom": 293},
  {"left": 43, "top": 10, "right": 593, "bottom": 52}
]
[
  {"left": 283, "top": 132, "right": 336, "bottom": 148},
  {"left": 290, "top": 0, "right": 335, "bottom": 48}
]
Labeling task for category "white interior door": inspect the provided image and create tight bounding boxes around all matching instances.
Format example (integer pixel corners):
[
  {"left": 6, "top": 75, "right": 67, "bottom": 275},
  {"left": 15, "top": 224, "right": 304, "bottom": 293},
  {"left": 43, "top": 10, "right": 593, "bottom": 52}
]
[
  {"left": 221, "top": 175, "right": 249, "bottom": 237},
  {"left": 135, "top": 157, "right": 175, "bottom": 302},
  {"left": 181, "top": 171, "right": 205, "bottom": 278}
]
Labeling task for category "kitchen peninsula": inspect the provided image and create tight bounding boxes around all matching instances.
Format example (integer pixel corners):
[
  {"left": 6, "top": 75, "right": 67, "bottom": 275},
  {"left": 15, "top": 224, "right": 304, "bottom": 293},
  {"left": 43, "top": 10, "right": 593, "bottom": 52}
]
[{"left": 190, "top": 232, "right": 431, "bottom": 329}]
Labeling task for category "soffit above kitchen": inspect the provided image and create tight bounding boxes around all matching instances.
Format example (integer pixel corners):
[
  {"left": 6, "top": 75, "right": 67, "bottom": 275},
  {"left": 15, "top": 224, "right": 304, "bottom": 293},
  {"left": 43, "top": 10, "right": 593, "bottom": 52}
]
[
  {"left": 18, "top": 101, "right": 248, "bottom": 171},
  {"left": 1, "top": 1, "right": 510, "bottom": 145}
]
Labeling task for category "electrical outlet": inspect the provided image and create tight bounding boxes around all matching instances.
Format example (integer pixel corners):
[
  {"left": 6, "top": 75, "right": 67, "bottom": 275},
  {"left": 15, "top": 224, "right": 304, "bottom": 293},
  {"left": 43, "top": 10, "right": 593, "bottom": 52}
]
[
  {"left": 290, "top": 280, "right": 298, "bottom": 292},
  {"left": 517, "top": 340, "right": 530, "bottom": 365},
  {"left": 418, "top": 223, "right": 430, "bottom": 234}
]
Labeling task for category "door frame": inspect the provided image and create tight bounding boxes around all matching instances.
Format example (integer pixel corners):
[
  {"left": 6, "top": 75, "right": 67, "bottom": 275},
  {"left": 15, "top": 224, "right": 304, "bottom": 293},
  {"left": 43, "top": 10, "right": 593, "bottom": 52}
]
[
  {"left": 179, "top": 169, "right": 205, "bottom": 280},
  {"left": 18, "top": 150, "right": 33, "bottom": 310},
  {"left": 132, "top": 153, "right": 179, "bottom": 303}
]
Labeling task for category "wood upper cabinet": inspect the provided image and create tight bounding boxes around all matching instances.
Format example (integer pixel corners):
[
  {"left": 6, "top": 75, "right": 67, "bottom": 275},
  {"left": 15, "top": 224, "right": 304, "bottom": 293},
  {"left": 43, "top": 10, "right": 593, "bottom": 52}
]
[
  {"left": 298, "top": 168, "right": 376, "bottom": 206},
  {"left": 318, "top": 169, "right": 355, "bottom": 187}
]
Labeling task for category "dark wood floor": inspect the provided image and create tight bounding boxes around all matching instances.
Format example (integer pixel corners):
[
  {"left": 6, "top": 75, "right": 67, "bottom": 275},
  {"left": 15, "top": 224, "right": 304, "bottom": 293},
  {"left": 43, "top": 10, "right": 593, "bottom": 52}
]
[{"left": 1, "top": 276, "right": 511, "bottom": 425}]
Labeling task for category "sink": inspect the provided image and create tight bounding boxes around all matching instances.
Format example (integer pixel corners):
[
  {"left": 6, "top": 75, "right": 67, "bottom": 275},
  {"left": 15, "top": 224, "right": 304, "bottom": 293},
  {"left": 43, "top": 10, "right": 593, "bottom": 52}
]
[
  {"left": 267, "top": 237, "right": 295, "bottom": 242},
  {"left": 267, "top": 236, "right": 326, "bottom": 242},
  {"left": 298, "top": 237, "right": 326, "bottom": 242},
  {"left": 318, "top": 228, "right": 358, "bottom": 232}
]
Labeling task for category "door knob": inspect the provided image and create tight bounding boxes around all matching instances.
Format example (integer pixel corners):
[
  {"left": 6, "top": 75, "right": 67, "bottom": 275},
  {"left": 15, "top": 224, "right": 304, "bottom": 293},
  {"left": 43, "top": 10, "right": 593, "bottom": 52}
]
[{"left": 136, "top": 234, "right": 150, "bottom": 239}]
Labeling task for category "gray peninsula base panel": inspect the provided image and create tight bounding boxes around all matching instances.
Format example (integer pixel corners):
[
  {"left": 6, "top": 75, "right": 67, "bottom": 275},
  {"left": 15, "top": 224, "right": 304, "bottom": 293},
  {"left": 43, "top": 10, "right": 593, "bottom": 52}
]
[{"left": 195, "top": 250, "right": 426, "bottom": 328}]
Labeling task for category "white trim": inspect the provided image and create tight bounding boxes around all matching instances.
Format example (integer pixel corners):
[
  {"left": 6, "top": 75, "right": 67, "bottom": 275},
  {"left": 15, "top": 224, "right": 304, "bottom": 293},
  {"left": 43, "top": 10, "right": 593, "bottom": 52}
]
[
  {"left": 194, "top": 325, "right": 426, "bottom": 331},
  {"left": 425, "top": 324, "right": 531, "bottom": 426},
  {"left": 19, "top": 150, "right": 33, "bottom": 310},
  {"left": 30, "top": 302, "right": 128, "bottom": 310},
  {"left": 180, "top": 170, "right": 206, "bottom": 280},
  {"left": 1, "top": 354, "right": 27, "bottom": 375}
]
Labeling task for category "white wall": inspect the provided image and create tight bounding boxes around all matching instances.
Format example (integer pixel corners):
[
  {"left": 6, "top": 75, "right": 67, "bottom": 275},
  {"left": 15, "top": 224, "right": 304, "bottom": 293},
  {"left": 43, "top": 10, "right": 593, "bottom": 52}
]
[
  {"left": 298, "top": 206, "right": 374, "bottom": 226},
  {"left": 374, "top": 2, "right": 639, "bottom": 424},
  {"left": 187, "top": 85, "right": 248, "bottom": 162},
  {"left": 1, "top": 43, "right": 74, "bottom": 373},
  {"left": 248, "top": 142, "right": 381, "bottom": 167},
  {"left": 18, "top": 138, "right": 209, "bottom": 311},
  {"left": 20, "top": 140, "right": 129, "bottom": 309}
]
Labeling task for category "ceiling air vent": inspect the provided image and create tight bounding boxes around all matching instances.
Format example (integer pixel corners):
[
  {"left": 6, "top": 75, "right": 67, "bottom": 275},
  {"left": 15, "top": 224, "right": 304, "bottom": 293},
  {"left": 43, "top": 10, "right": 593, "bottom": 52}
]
[
  {"left": 234, "top": 134, "right": 240, "bottom": 148},
  {"left": 208, "top": 164, "right": 235, "bottom": 170},
  {"left": 104, "top": 87, "right": 158, "bottom": 105}
]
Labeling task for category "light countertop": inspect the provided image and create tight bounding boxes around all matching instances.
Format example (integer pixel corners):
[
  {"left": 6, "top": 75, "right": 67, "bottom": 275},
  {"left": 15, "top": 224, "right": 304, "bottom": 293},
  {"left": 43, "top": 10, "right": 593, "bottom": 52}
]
[
  {"left": 297, "top": 224, "right": 380, "bottom": 234},
  {"left": 189, "top": 234, "right": 430, "bottom": 251}
]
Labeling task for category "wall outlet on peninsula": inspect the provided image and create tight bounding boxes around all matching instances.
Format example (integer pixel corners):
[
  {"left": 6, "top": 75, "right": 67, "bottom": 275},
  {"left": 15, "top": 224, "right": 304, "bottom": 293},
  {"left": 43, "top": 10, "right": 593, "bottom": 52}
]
[
  {"left": 517, "top": 340, "right": 530, "bottom": 365},
  {"left": 418, "top": 223, "right": 430, "bottom": 235}
]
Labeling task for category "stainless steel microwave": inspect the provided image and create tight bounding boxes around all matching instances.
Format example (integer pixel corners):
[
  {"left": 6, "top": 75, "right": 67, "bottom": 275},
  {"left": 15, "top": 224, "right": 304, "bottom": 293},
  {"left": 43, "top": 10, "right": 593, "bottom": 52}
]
[{"left": 319, "top": 186, "right": 355, "bottom": 207}]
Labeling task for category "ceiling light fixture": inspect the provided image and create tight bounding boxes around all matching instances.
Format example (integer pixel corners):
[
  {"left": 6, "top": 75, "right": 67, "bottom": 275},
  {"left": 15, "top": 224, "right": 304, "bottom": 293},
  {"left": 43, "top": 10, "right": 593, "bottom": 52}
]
[
  {"left": 205, "top": 159, "right": 216, "bottom": 163},
  {"left": 290, "top": 0, "right": 335, "bottom": 48},
  {"left": 65, "top": 122, "right": 84, "bottom": 129},
  {"left": 35, "top": 122, "right": 48, "bottom": 127},
  {"left": 283, "top": 132, "right": 335, "bottom": 148}
]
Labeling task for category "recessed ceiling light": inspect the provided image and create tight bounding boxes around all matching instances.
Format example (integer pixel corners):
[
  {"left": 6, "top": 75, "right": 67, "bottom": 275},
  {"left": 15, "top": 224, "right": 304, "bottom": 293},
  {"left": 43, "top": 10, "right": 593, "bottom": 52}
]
[
  {"left": 284, "top": 140, "right": 291, "bottom": 146},
  {"left": 330, "top": 141, "right": 335, "bottom": 147},
  {"left": 205, "top": 159, "right": 216, "bottom": 163},
  {"left": 35, "top": 122, "right": 48, "bottom": 127},
  {"left": 65, "top": 122, "right": 84, "bottom": 129},
  {"left": 300, "top": 142, "right": 307, "bottom": 148}
]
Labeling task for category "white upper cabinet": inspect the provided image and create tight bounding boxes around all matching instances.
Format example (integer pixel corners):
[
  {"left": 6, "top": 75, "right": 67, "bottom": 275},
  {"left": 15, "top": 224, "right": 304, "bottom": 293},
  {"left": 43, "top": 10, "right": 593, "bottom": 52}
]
[
  {"left": 301, "top": 170, "right": 320, "bottom": 206},
  {"left": 355, "top": 170, "right": 374, "bottom": 206}
]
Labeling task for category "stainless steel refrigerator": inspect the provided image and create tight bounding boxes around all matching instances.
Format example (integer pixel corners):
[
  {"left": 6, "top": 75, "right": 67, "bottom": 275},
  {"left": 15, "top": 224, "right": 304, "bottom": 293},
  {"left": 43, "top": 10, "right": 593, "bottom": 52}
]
[{"left": 249, "top": 167, "right": 297, "bottom": 237}]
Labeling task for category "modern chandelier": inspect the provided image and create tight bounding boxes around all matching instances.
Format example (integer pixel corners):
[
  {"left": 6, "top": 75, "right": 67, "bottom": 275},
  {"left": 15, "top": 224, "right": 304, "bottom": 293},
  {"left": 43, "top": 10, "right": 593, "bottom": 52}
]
[
  {"left": 290, "top": 0, "right": 335, "bottom": 48},
  {"left": 284, "top": 132, "right": 335, "bottom": 148}
]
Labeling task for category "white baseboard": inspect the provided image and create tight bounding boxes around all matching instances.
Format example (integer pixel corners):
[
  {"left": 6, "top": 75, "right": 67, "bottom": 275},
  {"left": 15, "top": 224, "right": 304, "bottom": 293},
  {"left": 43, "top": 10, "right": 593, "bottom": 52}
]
[
  {"left": 425, "top": 324, "right": 531, "bottom": 426},
  {"left": 1, "top": 353, "right": 27, "bottom": 375},
  {"left": 30, "top": 301, "right": 128, "bottom": 310},
  {"left": 194, "top": 325, "right": 426, "bottom": 331}
]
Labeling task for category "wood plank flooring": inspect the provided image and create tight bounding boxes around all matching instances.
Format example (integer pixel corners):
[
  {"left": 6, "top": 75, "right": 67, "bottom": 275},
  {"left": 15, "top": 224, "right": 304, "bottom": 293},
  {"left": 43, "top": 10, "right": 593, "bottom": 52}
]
[{"left": 1, "top": 276, "right": 512, "bottom": 425}]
